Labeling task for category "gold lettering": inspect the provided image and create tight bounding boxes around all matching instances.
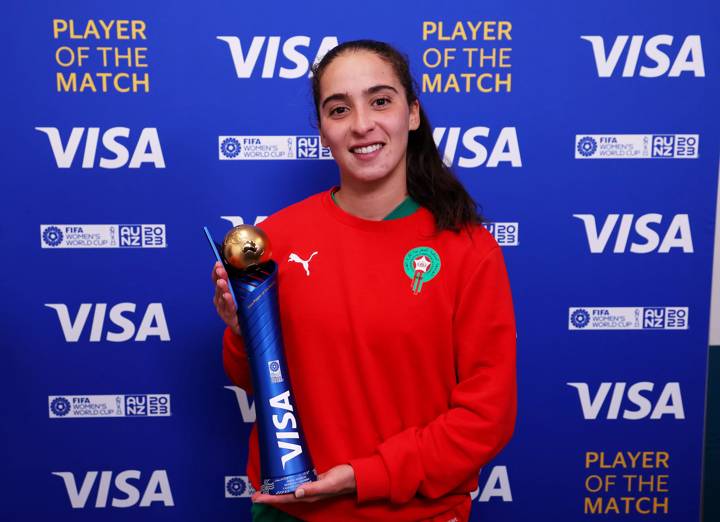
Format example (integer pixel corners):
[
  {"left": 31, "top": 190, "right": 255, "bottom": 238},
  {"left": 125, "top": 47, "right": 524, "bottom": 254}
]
[
  {"left": 422, "top": 73, "right": 441, "bottom": 93},
  {"left": 114, "top": 47, "right": 133, "bottom": 67},
  {"left": 131, "top": 20, "right": 147, "bottom": 40},
  {"left": 97, "top": 46, "right": 112, "bottom": 67},
  {"left": 450, "top": 23, "right": 467, "bottom": 40},
  {"left": 55, "top": 46, "right": 75, "bottom": 67},
  {"left": 482, "top": 21, "right": 497, "bottom": 40},
  {"left": 79, "top": 73, "right": 96, "bottom": 92},
  {"left": 422, "top": 48, "right": 442, "bottom": 68},
  {"left": 495, "top": 73, "right": 512, "bottom": 92},
  {"left": 584, "top": 497, "right": 602, "bottom": 514},
  {"left": 422, "top": 21, "right": 437, "bottom": 40},
  {"left": 83, "top": 20, "right": 100, "bottom": 39},
  {"left": 134, "top": 47, "right": 148, "bottom": 67},
  {"left": 654, "top": 496, "right": 669, "bottom": 514},
  {"left": 52, "top": 19, "right": 147, "bottom": 40},
  {"left": 52, "top": 19, "right": 68, "bottom": 39},
  {"left": 604, "top": 497, "right": 620, "bottom": 514},
  {"left": 498, "top": 21, "right": 512, "bottom": 40},
  {"left": 98, "top": 19, "right": 116, "bottom": 39},
  {"left": 116, "top": 20, "right": 130, "bottom": 40},
  {"left": 56, "top": 72, "right": 76, "bottom": 92},
  {"left": 498, "top": 48, "right": 512, "bottom": 67},
  {"left": 132, "top": 73, "right": 150, "bottom": 93},
  {"left": 466, "top": 21, "right": 482, "bottom": 40},
  {"left": 443, "top": 74, "right": 460, "bottom": 93}
]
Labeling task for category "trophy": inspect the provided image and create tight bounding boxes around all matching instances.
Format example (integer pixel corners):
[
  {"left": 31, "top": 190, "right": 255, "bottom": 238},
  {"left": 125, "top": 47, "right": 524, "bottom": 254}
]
[{"left": 204, "top": 225, "right": 317, "bottom": 494}]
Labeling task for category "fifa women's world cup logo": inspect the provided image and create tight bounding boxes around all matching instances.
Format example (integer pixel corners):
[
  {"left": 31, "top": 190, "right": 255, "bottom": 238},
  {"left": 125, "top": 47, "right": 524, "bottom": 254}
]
[{"left": 204, "top": 225, "right": 317, "bottom": 495}]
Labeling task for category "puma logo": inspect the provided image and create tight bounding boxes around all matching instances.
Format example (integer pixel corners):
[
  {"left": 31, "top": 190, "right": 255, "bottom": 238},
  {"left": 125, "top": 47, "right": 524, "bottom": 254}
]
[{"left": 288, "top": 252, "right": 318, "bottom": 276}]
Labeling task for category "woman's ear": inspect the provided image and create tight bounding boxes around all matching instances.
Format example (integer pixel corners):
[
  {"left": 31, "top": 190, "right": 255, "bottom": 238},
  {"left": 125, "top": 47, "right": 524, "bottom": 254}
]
[{"left": 409, "top": 100, "right": 420, "bottom": 131}]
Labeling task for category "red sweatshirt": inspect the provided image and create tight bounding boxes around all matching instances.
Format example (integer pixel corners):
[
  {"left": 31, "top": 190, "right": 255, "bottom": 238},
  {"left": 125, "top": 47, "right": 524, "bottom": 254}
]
[{"left": 223, "top": 189, "right": 516, "bottom": 521}]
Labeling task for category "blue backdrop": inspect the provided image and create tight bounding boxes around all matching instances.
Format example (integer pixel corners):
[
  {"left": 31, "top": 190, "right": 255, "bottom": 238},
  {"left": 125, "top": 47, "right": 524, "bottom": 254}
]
[{"left": 2, "top": 0, "right": 718, "bottom": 520}]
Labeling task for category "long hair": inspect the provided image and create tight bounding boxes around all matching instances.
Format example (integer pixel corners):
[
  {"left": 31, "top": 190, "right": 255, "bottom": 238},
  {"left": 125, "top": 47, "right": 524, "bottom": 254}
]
[{"left": 311, "top": 39, "right": 483, "bottom": 232}]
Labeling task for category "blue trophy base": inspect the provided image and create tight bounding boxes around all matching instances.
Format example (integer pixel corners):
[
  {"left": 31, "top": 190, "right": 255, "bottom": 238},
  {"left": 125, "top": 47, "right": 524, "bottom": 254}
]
[{"left": 261, "top": 469, "right": 318, "bottom": 495}]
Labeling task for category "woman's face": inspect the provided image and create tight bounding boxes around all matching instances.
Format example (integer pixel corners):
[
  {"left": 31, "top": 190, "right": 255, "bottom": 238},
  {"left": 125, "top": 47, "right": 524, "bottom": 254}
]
[{"left": 317, "top": 50, "right": 420, "bottom": 187}]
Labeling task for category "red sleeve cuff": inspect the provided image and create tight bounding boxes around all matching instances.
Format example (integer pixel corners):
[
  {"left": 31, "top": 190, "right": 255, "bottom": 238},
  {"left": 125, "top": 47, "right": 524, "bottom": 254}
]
[
  {"left": 349, "top": 454, "right": 390, "bottom": 503},
  {"left": 223, "top": 326, "right": 245, "bottom": 361},
  {"left": 222, "top": 326, "right": 253, "bottom": 392}
]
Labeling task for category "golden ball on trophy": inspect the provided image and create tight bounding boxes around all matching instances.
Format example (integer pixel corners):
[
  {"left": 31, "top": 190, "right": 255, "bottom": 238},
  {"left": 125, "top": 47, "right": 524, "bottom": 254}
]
[{"left": 222, "top": 225, "right": 272, "bottom": 270}]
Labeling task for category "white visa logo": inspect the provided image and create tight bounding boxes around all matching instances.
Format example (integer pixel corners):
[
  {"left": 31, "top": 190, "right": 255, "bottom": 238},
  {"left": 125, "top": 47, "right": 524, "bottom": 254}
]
[
  {"left": 35, "top": 127, "right": 165, "bottom": 169},
  {"left": 216, "top": 36, "right": 338, "bottom": 78},
  {"left": 45, "top": 303, "right": 170, "bottom": 342},
  {"left": 52, "top": 470, "right": 174, "bottom": 509},
  {"left": 220, "top": 215, "right": 268, "bottom": 227},
  {"left": 470, "top": 466, "right": 512, "bottom": 502},
  {"left": 567, "top": 382, "right": 685, "bottom": 420},
  {"left": 225, "top": 385, "right": 256, "bottom": 423},
  {"left": 269, "top": 390, "right": 302, "bottom": 469},
  {"left": 581, "top": 35, "right": 705, "bottom": 77},
  {"left": 573, "top": 214, "right": 693, "bottom": 254},
  {"left": 432, "top": 127, "right": 522, "bottom": 168}
]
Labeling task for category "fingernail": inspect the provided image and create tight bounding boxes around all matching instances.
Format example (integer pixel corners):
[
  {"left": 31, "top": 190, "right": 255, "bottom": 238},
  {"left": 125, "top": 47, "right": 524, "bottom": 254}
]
[{"left": 294, "top": 489, "right": 305, "bottom": 499}]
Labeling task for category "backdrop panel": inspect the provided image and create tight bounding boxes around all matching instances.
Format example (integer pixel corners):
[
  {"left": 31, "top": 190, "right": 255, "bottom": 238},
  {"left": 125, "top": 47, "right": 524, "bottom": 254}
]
[{"left": 2, "top": 0, "right": 718, "bottom": 520}]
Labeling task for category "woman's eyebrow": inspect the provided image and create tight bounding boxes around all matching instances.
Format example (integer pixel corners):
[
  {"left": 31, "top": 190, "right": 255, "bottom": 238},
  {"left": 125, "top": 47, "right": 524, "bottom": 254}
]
[
  {"left": 321, "top": 84, "right": 399, "bottom": 108},
  {"left": 366, "top": 84, "right": 398, "bottom": 95}
]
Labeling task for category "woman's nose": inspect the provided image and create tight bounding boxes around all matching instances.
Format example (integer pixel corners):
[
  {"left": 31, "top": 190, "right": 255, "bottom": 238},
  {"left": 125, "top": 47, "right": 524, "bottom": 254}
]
[{"left": 351, "top": 106, "right": 375, "bottom": 134}]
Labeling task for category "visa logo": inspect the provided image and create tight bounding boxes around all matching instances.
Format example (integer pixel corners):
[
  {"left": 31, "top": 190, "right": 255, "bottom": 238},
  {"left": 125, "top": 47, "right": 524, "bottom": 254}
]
[
  {"left": 45, "top": 303, "right": 170, "bottom": 342},
  {"left": 432, "top": 126, "right": 522, "bottom": 168},
  {"left": 567, "top": 382, "right": 685, "bottom": 420},
  {"left": 581, "top": 35, "right": 705, "bottom": 77},
  {"left": 573, "top": 213, "right": 693, "bottom": 254},
  {"left": 52, "top": 470, "right": 174, "bottom": 509},
  {"left": 217, "top": 35, "right": 338, "bottom": 78},
  {"left": 35, "top": 127, "right": 165, "bottom": 169}
]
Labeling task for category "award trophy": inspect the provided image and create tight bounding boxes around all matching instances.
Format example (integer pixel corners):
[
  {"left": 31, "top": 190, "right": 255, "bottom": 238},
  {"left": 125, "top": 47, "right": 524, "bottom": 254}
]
[{"left": 205, "top": 225, "right": 317, "bottom": 494}]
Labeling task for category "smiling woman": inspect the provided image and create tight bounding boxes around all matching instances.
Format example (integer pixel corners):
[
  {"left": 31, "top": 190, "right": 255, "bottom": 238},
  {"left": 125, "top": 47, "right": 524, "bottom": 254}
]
[
  {"left": 310, "top": 40, "right": 482, "bottom": 230},
  {"left": 213, "top": 39, "right": 517, "bottom": 522},
  {"left": 315, "top": 51, "right": 419, "bottom": 220}
]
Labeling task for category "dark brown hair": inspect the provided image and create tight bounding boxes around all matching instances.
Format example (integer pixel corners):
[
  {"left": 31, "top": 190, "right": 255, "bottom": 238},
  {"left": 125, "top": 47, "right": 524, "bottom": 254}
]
[{"left": 311, "top": 39, "right": 483, "bottom": 231}]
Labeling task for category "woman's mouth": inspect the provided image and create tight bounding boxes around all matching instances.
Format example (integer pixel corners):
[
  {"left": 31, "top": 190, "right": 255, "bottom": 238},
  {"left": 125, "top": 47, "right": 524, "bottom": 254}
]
[{"left": 351, "top": 143, "right": 384, "bottom": 155}]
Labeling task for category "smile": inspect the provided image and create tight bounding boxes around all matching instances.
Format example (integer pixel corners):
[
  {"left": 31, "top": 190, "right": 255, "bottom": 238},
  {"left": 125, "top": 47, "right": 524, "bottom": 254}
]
[{"left": 351, "top": 143, "right": 384, "bottom": 154}]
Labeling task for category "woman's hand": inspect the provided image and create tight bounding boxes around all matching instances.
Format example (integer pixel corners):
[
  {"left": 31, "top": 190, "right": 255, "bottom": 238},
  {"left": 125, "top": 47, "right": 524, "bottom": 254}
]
[
  {"left": 251, "top": 464, "right": 356, "bottom": 504},
  {"left": 211, "top": 261, "right": 241, "bottom": 336}
]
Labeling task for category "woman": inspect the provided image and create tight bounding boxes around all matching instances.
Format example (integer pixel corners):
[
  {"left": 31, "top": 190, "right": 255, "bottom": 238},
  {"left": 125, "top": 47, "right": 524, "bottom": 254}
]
[{"left": 213, "top": 40, "right": 516, "bottom": 522}]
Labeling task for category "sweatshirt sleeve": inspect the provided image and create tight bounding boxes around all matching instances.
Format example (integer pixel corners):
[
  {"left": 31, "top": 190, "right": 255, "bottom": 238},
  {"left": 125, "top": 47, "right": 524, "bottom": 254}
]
[
  {"left": 222, "top": 326, "right": 254, "bottom": 394},
  {"left": 349, "top": 246, "right": 517, "bottom": 504}
]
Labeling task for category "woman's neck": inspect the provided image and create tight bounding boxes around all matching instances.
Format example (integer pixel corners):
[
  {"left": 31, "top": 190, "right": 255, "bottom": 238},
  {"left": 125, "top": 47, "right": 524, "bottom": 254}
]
[{"left": 334, "top": 174, "right": 408, "bottom": 221}]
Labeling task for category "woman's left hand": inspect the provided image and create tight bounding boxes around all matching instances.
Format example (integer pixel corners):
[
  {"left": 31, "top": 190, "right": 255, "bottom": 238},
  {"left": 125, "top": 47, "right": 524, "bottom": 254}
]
[{"left": 251, "top": 464, "right": 356, "bottom": 504}]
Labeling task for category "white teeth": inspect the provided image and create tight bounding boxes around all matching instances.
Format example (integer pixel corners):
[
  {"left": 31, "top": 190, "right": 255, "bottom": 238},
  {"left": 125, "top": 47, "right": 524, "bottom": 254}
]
[{"left": 352, "top": 143, "right": 382, "bottom": 154}]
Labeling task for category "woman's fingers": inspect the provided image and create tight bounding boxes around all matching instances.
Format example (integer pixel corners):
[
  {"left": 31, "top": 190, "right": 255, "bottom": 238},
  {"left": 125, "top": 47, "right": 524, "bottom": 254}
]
[
  {"left": 211, "top": 261, "right": 222, "bottom": 282},
  {"left": 211, "top": 262, "right": 240, "bottom": 336},
  {"left": 223, "top": 292, "right": 236, "bottom": 311},
  {"left": 216, "top": 280, "right": 236, "bottom": 311},
  {"left": 212, "top": 261, "right": 229, "bottom": 284}
]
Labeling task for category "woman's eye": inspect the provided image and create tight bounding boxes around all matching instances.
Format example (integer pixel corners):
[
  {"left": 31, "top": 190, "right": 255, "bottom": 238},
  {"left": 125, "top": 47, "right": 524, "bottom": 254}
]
[
  {"left": 373, "top": 97, "right": 391, "bottom": 107},
  {"left": 329, "top": 106, "right": 348, "bottom": 116}
]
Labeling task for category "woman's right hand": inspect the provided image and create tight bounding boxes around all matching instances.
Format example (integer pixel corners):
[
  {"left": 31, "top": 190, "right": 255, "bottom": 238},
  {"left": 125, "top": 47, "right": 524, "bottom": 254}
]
[{"left": 212, "top": 261, "right": 241, "bottom": 336}]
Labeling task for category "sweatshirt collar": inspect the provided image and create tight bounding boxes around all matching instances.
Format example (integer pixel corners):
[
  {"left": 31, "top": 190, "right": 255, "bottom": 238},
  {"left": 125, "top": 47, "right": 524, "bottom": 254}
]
[{"left": 322, "top": 188, "right": 432, "bottom": 232}]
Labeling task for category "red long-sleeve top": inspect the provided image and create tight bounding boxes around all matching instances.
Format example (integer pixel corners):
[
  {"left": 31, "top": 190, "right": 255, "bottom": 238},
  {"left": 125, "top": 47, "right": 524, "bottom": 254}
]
[{"left": 223, "top": 190, "right": 516, "bottom": 521}]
